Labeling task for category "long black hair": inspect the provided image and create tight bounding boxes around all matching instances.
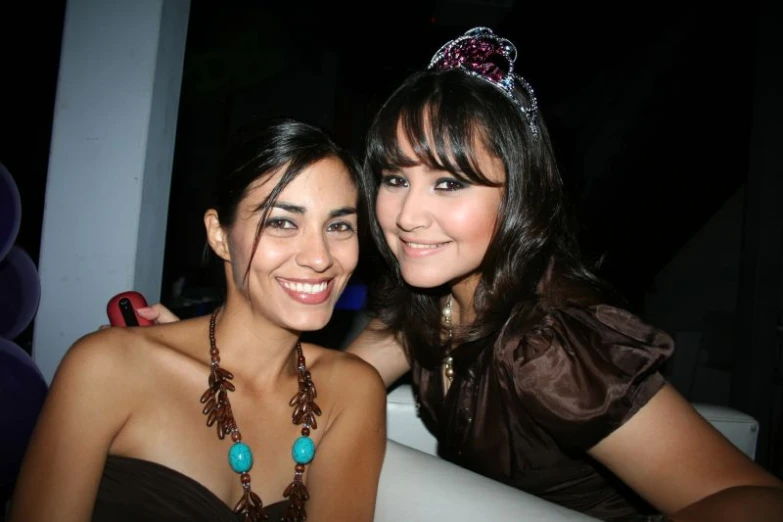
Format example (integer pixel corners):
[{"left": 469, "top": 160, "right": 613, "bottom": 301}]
[{"left": 362, "top": 70, "right": 614, "bottom": 368}]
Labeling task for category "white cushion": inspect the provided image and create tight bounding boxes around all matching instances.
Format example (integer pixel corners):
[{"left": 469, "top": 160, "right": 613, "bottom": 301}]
[
  {"left": 376, "top": 439, "right": 598, "bottom": 521},
  {"left": 386, "top": 384, "right": 438, "bottom": 456},
  {"left": 690, "top": 403, "right": 759, "bottom": 460}
]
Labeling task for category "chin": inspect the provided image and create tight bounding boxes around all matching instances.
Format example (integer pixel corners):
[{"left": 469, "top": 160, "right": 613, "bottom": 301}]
[
  {"left": 285, "top": 312, "right": 333, "bottom": 333},
  {"left": 399, "top": 268, "right": 450, "bottom": 289}
]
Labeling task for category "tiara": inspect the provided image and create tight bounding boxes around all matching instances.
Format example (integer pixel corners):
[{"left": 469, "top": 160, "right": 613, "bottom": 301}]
[{"left": 427, "top": 27, "right": 539, "bottom": 137}]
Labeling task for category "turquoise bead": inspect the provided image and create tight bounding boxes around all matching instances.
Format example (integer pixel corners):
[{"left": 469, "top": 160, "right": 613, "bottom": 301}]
[
  {"left": 291, "top": 436, "right": 315, "bottom": 464},
  {"left": 228, "top": 441, "right": 254, "bottom": 473}
]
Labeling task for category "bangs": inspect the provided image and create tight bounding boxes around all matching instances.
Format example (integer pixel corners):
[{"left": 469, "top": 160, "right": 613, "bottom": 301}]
[{"left": 367, "top": 81, "right": 502, "bottom": 187}]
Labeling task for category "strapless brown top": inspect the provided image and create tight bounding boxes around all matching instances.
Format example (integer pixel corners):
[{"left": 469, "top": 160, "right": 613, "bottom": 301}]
[{"left": 93, "top": 455, "right": 287, "bottom": 521}]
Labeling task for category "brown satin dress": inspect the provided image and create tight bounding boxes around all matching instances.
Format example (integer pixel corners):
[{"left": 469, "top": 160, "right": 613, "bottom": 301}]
[
  {"left": 92, "top": 455, "right": 287, "bottom": 521},
  {"left": 412, "top": 304, "right": 674, "bottom": 521}
]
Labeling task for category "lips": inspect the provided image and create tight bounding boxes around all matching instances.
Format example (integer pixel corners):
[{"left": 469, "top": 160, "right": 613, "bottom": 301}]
[
  {"left": 399, "top": 238, "right": 450, "bottom": 258},
  {"left": 277, "top": 278, "right": 333, "bottom": 305}
]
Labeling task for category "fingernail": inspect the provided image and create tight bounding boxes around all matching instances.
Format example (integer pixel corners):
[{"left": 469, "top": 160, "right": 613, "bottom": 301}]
[{"left": 135, "top": 307, "right": 155, "bottom": 316}]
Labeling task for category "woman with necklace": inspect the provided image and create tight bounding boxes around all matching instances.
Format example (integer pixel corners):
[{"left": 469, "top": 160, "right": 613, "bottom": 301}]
[{"left": 9, "top": 119, "right": 387, "bottom": 522}]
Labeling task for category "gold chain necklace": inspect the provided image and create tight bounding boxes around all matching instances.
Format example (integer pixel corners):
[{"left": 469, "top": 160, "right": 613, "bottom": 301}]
[{"left": 200, "top": 307, "right": 321, "bottom": 522}]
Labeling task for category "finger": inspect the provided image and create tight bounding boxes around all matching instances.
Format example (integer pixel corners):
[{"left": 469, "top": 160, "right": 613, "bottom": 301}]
[
  {"left": 149, "top": 303, "right": 180, "bottom": 323},
  {"left": 134, "top": 306, "right": 160, "bottom": 321},
  {"left": 136, "top": 303, "right": 180, "bottom": 324}
]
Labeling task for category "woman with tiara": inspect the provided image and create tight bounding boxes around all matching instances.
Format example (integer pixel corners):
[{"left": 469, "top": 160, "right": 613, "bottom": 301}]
[{"left": 349, "top": 26, "right": 783, "bottom": 521}]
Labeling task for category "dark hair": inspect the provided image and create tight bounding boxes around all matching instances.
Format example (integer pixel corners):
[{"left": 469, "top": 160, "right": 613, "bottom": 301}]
[
  {"left": 206, "top": 118, "right": 364, "bottom": 292},
  {"left": 363, "top": 70, "right": 614, "bottom": 368}
]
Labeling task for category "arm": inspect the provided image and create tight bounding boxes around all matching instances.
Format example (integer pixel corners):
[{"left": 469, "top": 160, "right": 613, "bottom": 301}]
[
  {"left": 9, "top": 329, "right": 138, "bottom": 522},
  {"left": 588, "top": 384, "right": 783, "bottom": 521},
  {"left": 344, "top": 317, "right": 410, "bottom": 387},
  {"left": 305, "top": 354, "right": 387, "bottom": 521}
]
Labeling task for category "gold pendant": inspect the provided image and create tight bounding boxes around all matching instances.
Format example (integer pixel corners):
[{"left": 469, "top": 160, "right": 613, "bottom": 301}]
[{"left": 443, "top": 356, "right": 455, "bottom": 381}]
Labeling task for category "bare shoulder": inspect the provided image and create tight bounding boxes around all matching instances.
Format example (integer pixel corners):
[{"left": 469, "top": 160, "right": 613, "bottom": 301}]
[
  {"left": 300, "top": 345, "right": 387, "bottom": 520},
  {"left": 8, "top": 323, "right": 206, "bottom": 522},
  {"left": 58, "top": 320, "right": 202, "bottom": 390},
  {"left": 303, "top": 344, "right": 386, "bottom": 405},
  {"left": 57, "top": 327, "right": 145, "bottom": 382}
]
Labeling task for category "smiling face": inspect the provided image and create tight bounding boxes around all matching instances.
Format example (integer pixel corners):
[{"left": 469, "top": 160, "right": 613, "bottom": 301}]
[
  {"left": 374, "top": 126, "right": 504, "bottom": 290},
  {"left": 206, "top": 156, "right": 359, "bottom": 333}
]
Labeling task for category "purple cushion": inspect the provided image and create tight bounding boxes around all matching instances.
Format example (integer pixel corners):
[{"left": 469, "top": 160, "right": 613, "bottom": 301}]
[
  {"left": 0, "top": 246, "right": 41, "bottom": 340},
  {"left": 0, "top": 162, "right": 21, "bottom": 262}
]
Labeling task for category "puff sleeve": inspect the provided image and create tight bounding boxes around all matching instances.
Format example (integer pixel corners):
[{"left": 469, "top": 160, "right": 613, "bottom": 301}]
[{"left": 499, "top": 304, "right": 674, "bottom": 450}]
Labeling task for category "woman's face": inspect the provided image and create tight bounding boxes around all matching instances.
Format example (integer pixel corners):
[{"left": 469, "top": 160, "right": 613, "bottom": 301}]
[
  {"left": 375, "top": 127, "right": 504, "bottom": 290},
  {"left": 208, "top": 156, "right": 359, "bottom": 332}
]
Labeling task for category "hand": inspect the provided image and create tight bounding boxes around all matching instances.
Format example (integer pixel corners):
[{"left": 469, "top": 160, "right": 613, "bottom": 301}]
[{"left": 98, "top": 303, "right": 181, "bottom": 330}]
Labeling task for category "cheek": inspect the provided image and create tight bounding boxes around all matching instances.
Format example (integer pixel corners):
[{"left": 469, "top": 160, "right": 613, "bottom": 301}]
[
  {"left": 234, "top": 235, "right": 289, "bottom": 277},
  {"left": 447, "top": 200, "right": 498, "bottom": 243},
  {"left": 227, "top": 231, "right": 252, "bottom": 269},
  {"left": 334, "top": 238, "right": 360, "bottom": 271},
  {"left": 375, "top": 193, "right": 398, "bottom": 230},
  {"left": 250, "top": 240, "right": 291, "bottom": 267}
]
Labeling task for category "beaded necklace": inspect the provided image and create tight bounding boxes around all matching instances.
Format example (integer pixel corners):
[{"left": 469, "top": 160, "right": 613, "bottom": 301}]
[
  {"left": 441, "top": 294, "right": 454, "bottom": 396},
  {"left": 200, "top": 307, "right": 321, "bottom": 522}
]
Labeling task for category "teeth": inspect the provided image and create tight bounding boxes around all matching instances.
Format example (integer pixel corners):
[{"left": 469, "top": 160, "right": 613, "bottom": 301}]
[
  {"left": 407, "top": 242, "right": 441, "bottom": 249},
  {"left": 280, "top": 280, "right": 328, "bottom": 294}
]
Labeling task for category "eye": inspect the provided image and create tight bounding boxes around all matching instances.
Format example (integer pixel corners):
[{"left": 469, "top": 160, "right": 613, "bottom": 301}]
[
  {"left": 327, "top": 221, "right": 356, "bottom": 237},
  {"left": 434, "top": 177, "right": 468, "bottom": 191},
  {"left": 381, "top": 174, "right": 407, "bottom": 188},
  {"left": 264, "top": 217, "right": 296, "bottom": 230}
]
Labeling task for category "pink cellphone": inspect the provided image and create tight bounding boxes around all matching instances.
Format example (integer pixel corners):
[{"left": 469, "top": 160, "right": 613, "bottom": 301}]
[{"left": 107, "top": 291, "right": 154, "bottom": 327}]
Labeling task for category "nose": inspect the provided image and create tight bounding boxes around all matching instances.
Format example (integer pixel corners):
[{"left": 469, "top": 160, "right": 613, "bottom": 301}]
[
  {"left": 295, "top": 228, "right": 334, "bottom": 273},
  {"left": 395, "top": 186, "right": 431, "bottom": 232}
]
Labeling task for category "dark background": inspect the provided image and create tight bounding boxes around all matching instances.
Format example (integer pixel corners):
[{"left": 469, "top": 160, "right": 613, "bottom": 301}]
[{"left": 1, "top": 1, "right": 754, "bottom": 314}]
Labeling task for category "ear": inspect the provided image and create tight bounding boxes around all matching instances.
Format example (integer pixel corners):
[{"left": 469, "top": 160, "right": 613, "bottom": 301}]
[{"left": 204, "top": 209, "right": 231, "bottom": 262}]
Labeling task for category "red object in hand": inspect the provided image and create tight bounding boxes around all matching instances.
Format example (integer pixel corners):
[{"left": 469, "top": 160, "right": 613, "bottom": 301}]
[{"left": 107, "top": 291, "right": 154, "bottom": 327}]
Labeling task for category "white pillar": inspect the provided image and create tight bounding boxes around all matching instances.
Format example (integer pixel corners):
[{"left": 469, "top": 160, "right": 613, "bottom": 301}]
[{"left": 32, "top": 0, "right": 191, "bottom": 384}]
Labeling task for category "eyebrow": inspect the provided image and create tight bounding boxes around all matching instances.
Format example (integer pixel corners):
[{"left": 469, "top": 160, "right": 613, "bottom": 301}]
[
  {"left": 270, "top": 202, "right": 357, "bottom": 218},
  {"left": 329, "top": 207, "right": 357, "bottom": 218},
  {"left": 382, "top": 163, "right": 465, "bottom": 179}
]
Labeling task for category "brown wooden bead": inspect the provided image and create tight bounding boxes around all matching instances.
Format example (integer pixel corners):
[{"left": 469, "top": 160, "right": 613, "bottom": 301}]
[{"left": 204, "top": 311, "right": 319, "bottom": 522}]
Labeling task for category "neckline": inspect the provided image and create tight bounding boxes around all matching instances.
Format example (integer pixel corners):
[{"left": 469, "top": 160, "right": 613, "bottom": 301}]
[{"left": 106, "top": 454, "right": 287, "bottom": 513}]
